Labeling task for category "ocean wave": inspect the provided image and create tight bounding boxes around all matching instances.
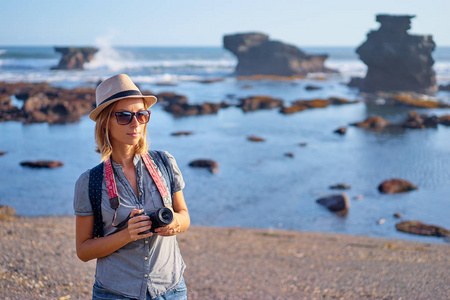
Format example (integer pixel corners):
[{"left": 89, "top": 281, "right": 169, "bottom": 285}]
[{"left": 0, "top": 58, "right": 59, "bottom": 70}]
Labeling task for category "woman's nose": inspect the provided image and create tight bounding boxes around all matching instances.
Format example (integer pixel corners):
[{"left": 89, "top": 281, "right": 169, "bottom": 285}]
[{"left": 130, "top": 114, "right": 140, "bottom": 126}]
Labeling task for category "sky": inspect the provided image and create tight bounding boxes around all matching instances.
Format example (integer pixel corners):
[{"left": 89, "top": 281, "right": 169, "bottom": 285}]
[{"left": 1, "top": 0, "right": 449, "bottom": 47}]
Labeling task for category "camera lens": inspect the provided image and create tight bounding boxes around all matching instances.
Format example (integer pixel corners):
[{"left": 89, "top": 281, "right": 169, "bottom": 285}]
[
  {"left": 161, "top": 211, "right": 171, "bottom": 220},
  {"left": 157, "top": 207, "right": 173, "bottom": 226}
]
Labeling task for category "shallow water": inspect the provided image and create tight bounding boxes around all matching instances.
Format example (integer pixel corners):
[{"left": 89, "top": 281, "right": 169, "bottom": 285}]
[
  {"left": 1, "top": 95, "right": 450, "bottom": 244},
  {"left": 1, "top": 46, "right": 450, "bottom": 244}
]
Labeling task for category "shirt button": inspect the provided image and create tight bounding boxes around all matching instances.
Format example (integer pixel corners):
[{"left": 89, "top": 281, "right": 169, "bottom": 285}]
[
  {"left": 145, "top": 241, "right": 148, "bottom": 244},
  {"left": 144, "top": 257, "right": 148, "bottom": 260},
  {"left": 144, "top": 274, "right": 148, "bottom": 278}
]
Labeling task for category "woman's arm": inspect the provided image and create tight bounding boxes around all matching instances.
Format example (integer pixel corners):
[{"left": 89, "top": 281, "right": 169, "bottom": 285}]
[
  {"left": 75, "top": 209, "right": 152, "bottom": 262},
  {"left": 155, "top": 190, "right": 190, "bottom": 236}
]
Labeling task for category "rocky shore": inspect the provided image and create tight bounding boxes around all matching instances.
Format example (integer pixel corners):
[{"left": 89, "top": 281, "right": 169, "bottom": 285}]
[{"left": 1, "top": 215, "right": 448, "bottom": 300}]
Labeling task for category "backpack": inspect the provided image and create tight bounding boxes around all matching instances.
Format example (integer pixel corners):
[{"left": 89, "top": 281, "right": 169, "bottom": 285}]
[{"left": 88, "top": 150, "right": 175, "bottom": 238}]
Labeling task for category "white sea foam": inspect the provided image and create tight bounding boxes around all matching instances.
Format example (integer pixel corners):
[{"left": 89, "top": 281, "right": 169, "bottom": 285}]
[{"left": 84, "top": 35, "right": 127, "bottom": 71}]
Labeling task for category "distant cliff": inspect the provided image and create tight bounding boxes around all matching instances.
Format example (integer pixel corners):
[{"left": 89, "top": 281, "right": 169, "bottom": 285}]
[
  {"left": 351, "top": 14, "right": 437, "bottom": 94},
  {"left": 51, "top": 47, "right": 98, "bottom": 70},
  {"left": 223, "top": 33, "right": 335, "bottom": 76}
]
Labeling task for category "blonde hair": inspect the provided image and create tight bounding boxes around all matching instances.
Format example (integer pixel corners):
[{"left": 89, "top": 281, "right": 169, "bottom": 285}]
[{"left": 94, "top": 100, "right": 149, "bottom": 162}]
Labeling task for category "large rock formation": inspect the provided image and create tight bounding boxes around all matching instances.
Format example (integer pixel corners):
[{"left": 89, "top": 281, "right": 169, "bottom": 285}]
[
  {"left": 353, "top": 14, "right": 437, "bottom": 94},
  {"left": 223, "top": 33, "right": 335, "bottom": 76},
  {"left": 51, "top": 47, "right": 98, "bottom": 70}
]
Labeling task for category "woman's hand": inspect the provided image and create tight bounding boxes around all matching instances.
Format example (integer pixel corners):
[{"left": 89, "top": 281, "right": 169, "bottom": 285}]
[
  {"left": 125, "top": 209, "right": 153, "bottom": 241},
  {"left": 154, "top": 190, "right": 190, "bottom": 237}
]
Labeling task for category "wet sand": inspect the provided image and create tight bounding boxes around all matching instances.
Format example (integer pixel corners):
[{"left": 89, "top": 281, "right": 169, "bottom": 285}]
[{"left": 0, "top": 216, "right": 448, "bottom": 299}]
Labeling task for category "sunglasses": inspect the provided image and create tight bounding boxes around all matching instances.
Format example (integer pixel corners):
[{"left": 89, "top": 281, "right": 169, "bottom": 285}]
[{"left": 113, "top": 110, "right": 151, "bottom": 125}]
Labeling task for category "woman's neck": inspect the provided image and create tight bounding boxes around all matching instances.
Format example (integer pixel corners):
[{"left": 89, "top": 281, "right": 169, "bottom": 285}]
[{"left": 110, "top": 144, "right": 136, "bottom": 167}]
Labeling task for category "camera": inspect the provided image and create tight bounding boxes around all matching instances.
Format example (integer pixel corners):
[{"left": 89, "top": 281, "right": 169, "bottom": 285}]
[{"left": 138, "top": 207, "right": 173, "bottom": 234}]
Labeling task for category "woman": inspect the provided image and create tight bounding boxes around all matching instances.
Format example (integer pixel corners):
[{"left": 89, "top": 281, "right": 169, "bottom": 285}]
[{"left": 74, "top": 74, "right": 190, "bottom": 300}]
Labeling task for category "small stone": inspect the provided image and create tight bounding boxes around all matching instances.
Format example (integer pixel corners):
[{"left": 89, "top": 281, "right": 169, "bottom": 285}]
[
  {"left": 393, "top": 212, "right": 402, "bottom": 218},
  {"left": 171, "top": 131, "right": 193, "bottom": 136},
  {"left": 247, "top": 136, "right": 265, "bottom": 142},
  {"left": 377, "top": 218, "right": 386, "bottom": 225},
  {"left": 329, "top": 183, "right": 351, "bottom": 190},
  {"left": 334, "top": 127, "right": 347, "bottom": 135}
]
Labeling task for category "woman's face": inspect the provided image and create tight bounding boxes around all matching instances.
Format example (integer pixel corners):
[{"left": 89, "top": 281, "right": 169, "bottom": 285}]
[{"left": 108, "top": 98, "right": 147, "bottom": 148}]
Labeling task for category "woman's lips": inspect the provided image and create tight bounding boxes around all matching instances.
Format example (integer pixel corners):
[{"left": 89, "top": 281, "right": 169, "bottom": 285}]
[{"left": 128, "top": 132, "right": 140, "bottom": 137}]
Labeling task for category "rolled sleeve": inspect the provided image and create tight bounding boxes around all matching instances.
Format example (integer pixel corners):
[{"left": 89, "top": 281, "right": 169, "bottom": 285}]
[
  {"left": 164, "top": 151, "right": 185, "bottom": 192},
  {"left": 73, "top": 171, "right": 94, "bottom": 216}
]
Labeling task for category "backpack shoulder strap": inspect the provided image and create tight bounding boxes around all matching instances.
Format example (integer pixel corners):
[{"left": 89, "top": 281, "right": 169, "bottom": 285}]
[
  {"left": 88, "top": 162, "right": 104, "bottom": 238},
  {"left": 149, "top": 150, "right": 175, "bottom": 197}
]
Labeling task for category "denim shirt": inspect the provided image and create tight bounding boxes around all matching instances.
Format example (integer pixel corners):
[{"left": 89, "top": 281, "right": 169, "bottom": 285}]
[{"left": 73, "top": 152, "right": 186, "bottom": 300}]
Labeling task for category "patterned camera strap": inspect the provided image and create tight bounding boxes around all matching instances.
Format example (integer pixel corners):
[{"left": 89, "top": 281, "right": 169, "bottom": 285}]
[{"left": 105, "top": 153, "right": 171, "bottom": 227}]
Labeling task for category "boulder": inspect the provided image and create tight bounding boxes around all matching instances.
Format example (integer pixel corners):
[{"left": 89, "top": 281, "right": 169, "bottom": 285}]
[
  {"left": 156, "top": 92, "right": 221, "bottom": 117},
  {"left": 164, "top": 102, "right": 221, "bottom": 117},
  {"left": 389, "top": 93, "right": 450, "bottom": 109},
  {"left": 156, "top": 92, "right": 188, "bottom": 106},
  {"left": 402, "top": 111, "right": 439, "bottom": 129},
  {"left": 316, "top": 194, "right": 349, "bottom": 215},
  {"left": 354, "top": 14, "right": 437, "bottom": 94},
  {"left": 329, "top": 97, "right": 358, "bottom": 105},
  {"left": 396, "top": 220, "right": 450, "bottom": 237},
  {"left": 20, "top": 160, "right": 64, "bottom": 168},
  {"left": 188, "top": 159, "right": 219, "bottom": 174},
  {"left": 239, "top": 95, "right": 283, "bottom": 112},
  {"left": 280, "top": 104, "right": 308, "bottom": 114},
  {"left": 0, "top": 95, "right": 21, "bottom": 122},
  {"left": 51, "top": 47, "right": 98, "bottom": 70},
  {"left": 351, "top": 116, "right": 389, "bottom": 130},
  {"left": 293, "top": 99, "right": 330, "bottom": 109},
  {"left": 280, "top": 97, "right": 358, "bottom": 115},
  {"left": 223, "top": 32, "right": 335, "bottom": 76},
  {"left": 378, "top": 178, "right": 418, "bottom": 194}
]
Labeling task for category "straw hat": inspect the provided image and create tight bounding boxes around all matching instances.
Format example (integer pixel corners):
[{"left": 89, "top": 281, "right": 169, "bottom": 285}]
[{"left": 89, "top": 74, "right": 157, "bottom": 121}]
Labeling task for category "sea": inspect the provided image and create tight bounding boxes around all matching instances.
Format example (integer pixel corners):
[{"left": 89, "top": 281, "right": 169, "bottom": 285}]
[{"left": 1, "top": 45, "right": 450, "bottom": 244}]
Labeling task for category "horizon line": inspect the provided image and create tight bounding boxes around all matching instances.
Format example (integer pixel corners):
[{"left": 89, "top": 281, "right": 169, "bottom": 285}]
[{"left": 2, "top": 44, "right": 450, "bottom": 48}]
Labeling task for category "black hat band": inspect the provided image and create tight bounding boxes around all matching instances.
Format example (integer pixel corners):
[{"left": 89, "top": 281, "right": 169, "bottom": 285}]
[{"left": 98, "top": 90, "right": 142, "bottom": 107}]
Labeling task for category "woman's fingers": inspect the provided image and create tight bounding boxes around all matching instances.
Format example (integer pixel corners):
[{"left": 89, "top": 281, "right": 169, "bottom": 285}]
[
  {"left": 154, "top": 217, "right": 181, "bottom": 236},
  {"left": 127, "top": 210, "right": 152, "bottom": 239}
]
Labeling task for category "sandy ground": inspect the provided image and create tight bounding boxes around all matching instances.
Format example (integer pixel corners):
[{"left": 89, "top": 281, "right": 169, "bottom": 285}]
[{"left": 0, "top": 216, "right": 449, "bottom": 300}]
